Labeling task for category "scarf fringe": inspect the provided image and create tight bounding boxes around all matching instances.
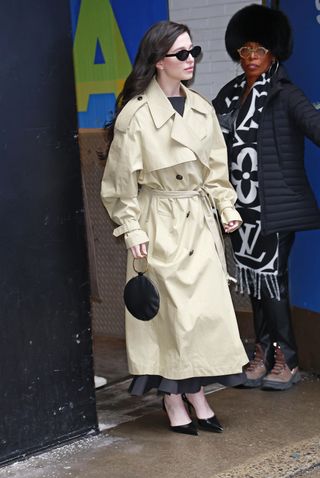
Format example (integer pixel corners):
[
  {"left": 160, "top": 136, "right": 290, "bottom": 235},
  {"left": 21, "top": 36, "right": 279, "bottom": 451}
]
[{"left": 235, "top": 266, "right": 280, "bottom": 301}]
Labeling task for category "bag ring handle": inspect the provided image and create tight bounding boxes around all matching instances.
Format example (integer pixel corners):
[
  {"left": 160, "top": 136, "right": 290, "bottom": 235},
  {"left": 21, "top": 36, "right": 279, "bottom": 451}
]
[{"left": 133, "top": 256, "right": 148, "bottom": 274}]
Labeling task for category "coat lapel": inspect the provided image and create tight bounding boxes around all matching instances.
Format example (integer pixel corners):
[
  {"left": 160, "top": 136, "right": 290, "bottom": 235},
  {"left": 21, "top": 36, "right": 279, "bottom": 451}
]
[
  {"left": 145, "top": 78, "right": 175, "bottom": 128},
  {"left": 145, "top": 78, "right": 211, "bottom": 167},
  {"left": 171, "top": 113, "right": 206, "bottom": 163}
]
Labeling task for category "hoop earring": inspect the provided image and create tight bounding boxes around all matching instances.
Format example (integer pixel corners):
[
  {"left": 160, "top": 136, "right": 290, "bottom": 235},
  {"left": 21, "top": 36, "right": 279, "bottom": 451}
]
[{"left": 269, "top": 60, "right": 279, "bottom": 77}]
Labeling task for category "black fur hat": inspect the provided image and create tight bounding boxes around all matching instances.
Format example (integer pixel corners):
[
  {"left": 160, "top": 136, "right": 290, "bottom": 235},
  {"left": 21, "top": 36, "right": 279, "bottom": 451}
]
[{"left": 225, "top": 4, "right": 293, "bottom": 62}]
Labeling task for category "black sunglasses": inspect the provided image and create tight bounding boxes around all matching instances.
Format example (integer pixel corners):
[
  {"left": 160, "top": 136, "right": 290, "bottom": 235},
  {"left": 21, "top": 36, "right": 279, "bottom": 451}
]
[{"left": 165, "top": 45, "right": 202, "bottom": 61}]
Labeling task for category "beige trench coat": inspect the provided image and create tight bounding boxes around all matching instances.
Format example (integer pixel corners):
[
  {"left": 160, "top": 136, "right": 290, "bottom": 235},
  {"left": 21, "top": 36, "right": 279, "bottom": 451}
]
[{"left": 101, "top": 77, "right": 248, "bottom": 379}]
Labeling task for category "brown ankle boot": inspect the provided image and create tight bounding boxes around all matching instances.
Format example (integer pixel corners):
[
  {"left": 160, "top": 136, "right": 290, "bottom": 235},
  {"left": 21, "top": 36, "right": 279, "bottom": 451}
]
[
  {"left": 262, "top": 345, "right": 301, "bottom": 391},
  {"left": 243, "top": 343, "right": 267, "bottom": 388}
]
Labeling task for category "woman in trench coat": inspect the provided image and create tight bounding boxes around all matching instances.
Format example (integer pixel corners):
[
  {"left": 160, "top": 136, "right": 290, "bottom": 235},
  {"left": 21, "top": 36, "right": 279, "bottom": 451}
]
[{"left": 101, "top": 21, "right": 248, "bottom": 435}]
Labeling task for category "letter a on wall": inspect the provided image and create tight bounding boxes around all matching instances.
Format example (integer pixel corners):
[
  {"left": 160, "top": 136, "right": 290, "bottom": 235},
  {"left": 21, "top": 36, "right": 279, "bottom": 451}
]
[{"left": 70, "top": 0, "right": 169, "bottom": 128}]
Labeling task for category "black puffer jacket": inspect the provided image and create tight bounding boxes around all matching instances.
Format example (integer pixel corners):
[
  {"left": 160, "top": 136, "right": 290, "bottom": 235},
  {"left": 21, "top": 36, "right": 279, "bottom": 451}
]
[{"left": 212, "top": 66, "right": 320, "bottom": 235}]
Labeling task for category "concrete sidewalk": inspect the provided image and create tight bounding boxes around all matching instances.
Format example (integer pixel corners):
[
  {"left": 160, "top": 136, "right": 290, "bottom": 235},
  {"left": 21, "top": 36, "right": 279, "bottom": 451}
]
[{"left": 1, "top": 374, "right": 319, "bottom": 478}]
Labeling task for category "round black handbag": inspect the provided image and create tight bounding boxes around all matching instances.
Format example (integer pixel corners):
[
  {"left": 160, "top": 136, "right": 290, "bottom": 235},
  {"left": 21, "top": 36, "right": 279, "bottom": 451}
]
[{"left": 123, "top": 258, "right": 160, "bottom": 321}]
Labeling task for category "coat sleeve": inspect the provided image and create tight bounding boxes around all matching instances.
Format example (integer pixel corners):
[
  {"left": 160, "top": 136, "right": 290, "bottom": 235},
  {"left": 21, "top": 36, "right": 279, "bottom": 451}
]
[
  {"left": 286, "top": 85, "right": 320, "bottom": 146},
  {"left": 205, "top": 110, "right": 242, "bottom": 226},
  {"left": 100, "top": 119, "right": 149, "bottom": 249}
]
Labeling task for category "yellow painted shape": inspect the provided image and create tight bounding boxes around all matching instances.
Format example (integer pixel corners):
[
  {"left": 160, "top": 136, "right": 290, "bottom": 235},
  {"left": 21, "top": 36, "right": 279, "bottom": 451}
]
[{"left": 73, "top": 0, "right": 131, "bottom": 111}]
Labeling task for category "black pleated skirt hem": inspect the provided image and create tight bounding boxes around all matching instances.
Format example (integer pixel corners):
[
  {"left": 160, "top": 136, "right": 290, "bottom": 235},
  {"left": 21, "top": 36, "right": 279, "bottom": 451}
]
[{"left": 128, "top": 372, "right": 246, "bottom": 396}]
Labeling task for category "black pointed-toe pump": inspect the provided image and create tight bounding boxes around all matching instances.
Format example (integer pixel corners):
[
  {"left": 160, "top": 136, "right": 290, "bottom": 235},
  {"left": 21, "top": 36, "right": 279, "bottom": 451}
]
[
  {"left": 162, "top": 398, "right": 198, "bottom": 436},
  {"left": 182, "top": 394, "right": 223, "bottom": 433}
]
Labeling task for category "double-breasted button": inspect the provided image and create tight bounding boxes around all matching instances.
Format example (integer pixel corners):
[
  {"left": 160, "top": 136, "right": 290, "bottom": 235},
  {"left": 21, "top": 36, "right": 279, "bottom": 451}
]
[
  {"left": 176, "top": 174, "right": 183, "bottom": 180},
  {"left": 137, "top": 96, "right": 143, "bottom": 101},
  {"left": 189, "top": 250, "right": 194, "bottom": 256}
]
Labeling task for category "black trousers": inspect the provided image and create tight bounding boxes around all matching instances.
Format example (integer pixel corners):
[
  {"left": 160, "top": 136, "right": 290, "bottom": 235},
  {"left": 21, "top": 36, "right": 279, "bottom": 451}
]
[{"left": 250, "top": 232, "right": 298, "bottom": 370}]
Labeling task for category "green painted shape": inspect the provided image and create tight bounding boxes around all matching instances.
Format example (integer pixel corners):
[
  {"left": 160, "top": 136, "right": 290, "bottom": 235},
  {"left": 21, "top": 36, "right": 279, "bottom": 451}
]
[{"left": 73, "top": 0, "right": 131, "bottom": 91}]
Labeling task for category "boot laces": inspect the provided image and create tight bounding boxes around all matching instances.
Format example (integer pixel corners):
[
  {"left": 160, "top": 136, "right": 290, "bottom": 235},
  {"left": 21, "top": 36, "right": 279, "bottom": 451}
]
[
  {"left": 270, "top": 347, "right": 287, "bottom": 374},
  {"left": 246, "top": 347, "right": 264, "bottom": 372}
]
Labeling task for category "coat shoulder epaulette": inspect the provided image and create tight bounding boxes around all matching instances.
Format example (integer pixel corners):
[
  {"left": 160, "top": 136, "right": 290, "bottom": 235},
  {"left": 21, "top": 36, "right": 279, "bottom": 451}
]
[{"left": 115, "top": 95, "right": 148, "bottom": 132}]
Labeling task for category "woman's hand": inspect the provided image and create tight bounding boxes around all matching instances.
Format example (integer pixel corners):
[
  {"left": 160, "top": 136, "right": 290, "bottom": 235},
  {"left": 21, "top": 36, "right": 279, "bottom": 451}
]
[
  {"left": 224, "top": 220, "right": 242, "bottom": 234},
  {"left": 130, "top": 243, "right": 148, "bottom": 259}
]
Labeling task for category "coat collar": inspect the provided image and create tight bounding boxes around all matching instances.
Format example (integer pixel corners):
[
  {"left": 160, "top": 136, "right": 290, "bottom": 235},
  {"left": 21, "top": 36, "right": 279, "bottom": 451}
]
[
  {"left": 144, "top": 77, "right": 211, "bottom": 167},
  {"left": 145, "top": 76, "right": 209, "bottom": 129}
]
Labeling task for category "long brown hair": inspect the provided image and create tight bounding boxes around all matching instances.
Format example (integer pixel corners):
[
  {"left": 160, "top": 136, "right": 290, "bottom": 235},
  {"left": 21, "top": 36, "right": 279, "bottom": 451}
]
[{"left": 102, "top": 21, "right": 191, "bottom": 155}]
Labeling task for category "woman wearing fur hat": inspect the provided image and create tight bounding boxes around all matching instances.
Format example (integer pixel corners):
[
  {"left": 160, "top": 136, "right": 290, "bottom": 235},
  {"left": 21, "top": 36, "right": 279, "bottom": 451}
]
[{"left": 213, "top": 4, "right": 320, "bottom": 391}]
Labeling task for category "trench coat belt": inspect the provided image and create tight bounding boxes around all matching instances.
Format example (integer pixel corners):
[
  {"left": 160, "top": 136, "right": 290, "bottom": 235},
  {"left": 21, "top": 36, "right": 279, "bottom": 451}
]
[{"left": 140, "top": 186, "right": 229, "bottom": 280}]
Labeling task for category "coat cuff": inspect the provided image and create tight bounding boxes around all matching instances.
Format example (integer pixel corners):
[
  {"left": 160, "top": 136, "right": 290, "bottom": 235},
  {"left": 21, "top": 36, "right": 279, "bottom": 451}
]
[
  {"left": 124, "top": 229, "right": 149, "bottom": 249},
  {"left": 220, "top": 207, "right": 242, "bottom": 226},
  {"left": 113, "top": 220, "right": 142, "bottom": 237}
]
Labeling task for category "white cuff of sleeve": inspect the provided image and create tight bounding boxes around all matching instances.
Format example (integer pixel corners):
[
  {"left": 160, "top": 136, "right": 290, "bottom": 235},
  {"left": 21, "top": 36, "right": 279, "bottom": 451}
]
[
  {"left": 124, "top": 229, "right": 149, "bottom": 249},
  {"left": 220, "top": 207, "right": 242, "bottom": 226},
  {"left": 113, "top": 220, "right": 141, "bottom": 237}
]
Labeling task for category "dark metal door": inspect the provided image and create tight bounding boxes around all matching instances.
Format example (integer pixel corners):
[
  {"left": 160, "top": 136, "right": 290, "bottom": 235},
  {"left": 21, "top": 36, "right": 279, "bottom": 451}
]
[{"left": 0, "top": 0, "right": 98, "bottom": 464}]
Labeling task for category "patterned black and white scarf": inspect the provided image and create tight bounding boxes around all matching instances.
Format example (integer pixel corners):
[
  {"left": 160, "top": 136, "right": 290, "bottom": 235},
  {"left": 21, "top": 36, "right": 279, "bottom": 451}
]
[{"left": 219, "top": 67, "right": 280, "bottom": 300}]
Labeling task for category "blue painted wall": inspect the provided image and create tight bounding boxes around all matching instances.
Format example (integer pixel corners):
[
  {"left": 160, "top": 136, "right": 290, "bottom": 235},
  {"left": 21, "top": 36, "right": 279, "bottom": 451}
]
[{"left": 280, "top": 0, "right": 320, "bottom": 312}]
